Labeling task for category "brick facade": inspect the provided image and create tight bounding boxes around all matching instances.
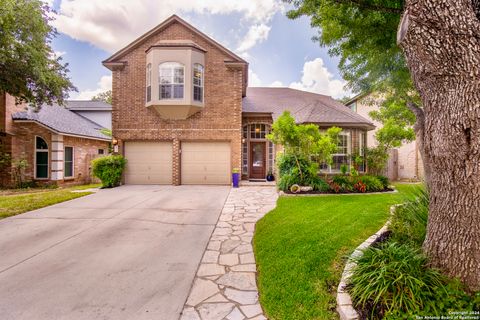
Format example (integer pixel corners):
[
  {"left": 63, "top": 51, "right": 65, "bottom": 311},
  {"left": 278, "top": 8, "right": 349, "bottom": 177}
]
[
  {"left": 0, "top": 94, "right": 109, "bottom": 187},
  {"left": 110, "top": 20, "right": 243, "bottom": 185}
]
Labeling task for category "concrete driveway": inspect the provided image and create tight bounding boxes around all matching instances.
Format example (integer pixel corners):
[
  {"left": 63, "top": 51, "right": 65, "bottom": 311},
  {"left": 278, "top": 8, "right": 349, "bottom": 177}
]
[{"left": 0, "top": 185, "right": 230, "bottom": 320}]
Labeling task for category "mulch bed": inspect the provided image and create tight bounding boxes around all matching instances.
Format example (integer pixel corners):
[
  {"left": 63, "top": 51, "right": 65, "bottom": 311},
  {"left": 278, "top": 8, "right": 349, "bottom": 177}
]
[{"left": 284, "top": 188, "right": 394, "bottom": 195}]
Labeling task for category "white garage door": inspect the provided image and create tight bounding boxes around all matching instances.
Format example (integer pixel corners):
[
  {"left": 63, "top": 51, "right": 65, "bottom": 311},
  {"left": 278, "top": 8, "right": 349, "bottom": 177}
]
[
  {"left": 181, "top": 142, "right": 231, "bottom": 185},
  {"left": 124, "top": 141, "right": 173, "bottom": 184}
]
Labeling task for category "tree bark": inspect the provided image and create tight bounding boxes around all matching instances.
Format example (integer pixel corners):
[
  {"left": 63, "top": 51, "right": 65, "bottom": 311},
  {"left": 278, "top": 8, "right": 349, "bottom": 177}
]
[{"left": 398, "top": 0, "right": 480, "bottom": 291}]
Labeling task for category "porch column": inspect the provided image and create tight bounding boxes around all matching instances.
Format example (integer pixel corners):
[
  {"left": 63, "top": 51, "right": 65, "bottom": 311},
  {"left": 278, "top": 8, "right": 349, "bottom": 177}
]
[{"left": 51, "top": 134, "right": 64, "bottom": 181}]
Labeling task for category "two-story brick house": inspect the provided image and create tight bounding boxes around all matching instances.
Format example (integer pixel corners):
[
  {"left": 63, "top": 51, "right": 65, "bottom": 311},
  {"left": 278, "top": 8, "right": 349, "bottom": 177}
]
[
  {"left": 0, "top": 95, "right": 111, "bottom": 187},
  {"left": 103, "top": 15, "right": 374, "bottom": 185}
]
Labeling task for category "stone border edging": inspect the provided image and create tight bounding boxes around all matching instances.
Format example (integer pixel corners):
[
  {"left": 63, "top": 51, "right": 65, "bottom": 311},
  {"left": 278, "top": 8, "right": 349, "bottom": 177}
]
[
  {"left": 280, "top": 188, "right": 398, "bottom": 197},
  {"left": 336, "top": 205, "right": 398, "bottom": 320}
]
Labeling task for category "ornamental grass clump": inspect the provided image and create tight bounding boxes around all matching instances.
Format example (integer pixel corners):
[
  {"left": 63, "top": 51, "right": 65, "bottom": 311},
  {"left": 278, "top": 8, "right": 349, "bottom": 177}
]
[
  {"left": 91, "top": 155, "right": 127, "bottom": 188},
  {"left": 349, "top": 242, "right": 446, "bottom": 319}
]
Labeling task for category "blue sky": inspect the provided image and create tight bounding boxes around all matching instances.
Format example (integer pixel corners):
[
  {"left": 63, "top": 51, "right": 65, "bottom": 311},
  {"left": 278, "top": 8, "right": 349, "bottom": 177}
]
[{"left": 48, "top": 0, "right": 347, "bottom": 100}]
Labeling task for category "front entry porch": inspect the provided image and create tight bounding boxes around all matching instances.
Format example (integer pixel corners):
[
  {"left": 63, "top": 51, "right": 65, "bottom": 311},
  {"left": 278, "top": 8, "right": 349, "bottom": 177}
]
[{"left": 241, "top": 123, "right": 275, "bottom": 181}]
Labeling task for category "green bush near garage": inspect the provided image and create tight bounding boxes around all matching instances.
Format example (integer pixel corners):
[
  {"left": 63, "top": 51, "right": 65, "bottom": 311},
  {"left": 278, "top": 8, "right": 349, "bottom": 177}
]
[{"left": 91, "top": 155, "right": 127, "bottom": 188}]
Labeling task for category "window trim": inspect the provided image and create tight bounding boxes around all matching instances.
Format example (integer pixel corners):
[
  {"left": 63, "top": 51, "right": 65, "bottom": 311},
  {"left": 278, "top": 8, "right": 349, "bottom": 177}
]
[
  {"left": 321, "top": 131, "right": 351, "bottom": 173},
  {"left": 34, "top": 136, "right": 49, "bottom": 180},
  {"left": 193, "top": 63, "right": 204, "bottom": 103},
  {"left": 159, "top": 62, "right": 185, "bottom": 100},
  {"left": 146, "top": 63, "right": 152, "bottom": 102},
  {"left": 64, "top": 146, "right": 74, "bottom": 179}
]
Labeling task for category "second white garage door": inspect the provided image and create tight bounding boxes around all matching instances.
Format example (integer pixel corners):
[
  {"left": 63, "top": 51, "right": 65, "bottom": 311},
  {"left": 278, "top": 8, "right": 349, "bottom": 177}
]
[
  {"left": 181, "top": 142, "right": 231, "bottom": 185},
  {"left": 124, "top": 141, "right": 173, "bottom": 184}
]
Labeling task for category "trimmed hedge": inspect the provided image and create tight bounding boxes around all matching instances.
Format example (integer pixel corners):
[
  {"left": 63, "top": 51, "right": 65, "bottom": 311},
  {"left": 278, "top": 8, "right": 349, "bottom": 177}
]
[{"left": 91, "top": 155, "right": 127, "bottom": 188}]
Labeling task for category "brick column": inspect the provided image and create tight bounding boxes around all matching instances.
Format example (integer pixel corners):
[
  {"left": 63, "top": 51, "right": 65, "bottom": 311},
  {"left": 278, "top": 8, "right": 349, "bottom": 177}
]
[{"left": 172, "top": 138, "right": 180, "bottom": 185}]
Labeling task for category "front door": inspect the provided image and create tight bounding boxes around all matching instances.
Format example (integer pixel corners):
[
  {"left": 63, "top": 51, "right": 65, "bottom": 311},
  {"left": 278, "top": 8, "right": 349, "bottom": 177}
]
[{"left": 249, "top": 142, "right": 266, "bottom": 179}]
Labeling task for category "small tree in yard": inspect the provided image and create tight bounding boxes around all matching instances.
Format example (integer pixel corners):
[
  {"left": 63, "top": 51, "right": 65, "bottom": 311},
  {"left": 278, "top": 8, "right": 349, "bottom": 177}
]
[
  {"left": 267, "top": 111, "right": 341, "bottom": 178},
  {"left": 92, "top": 90, "right": 112, "bottom": 104},
  {"left": 287, "top": 0, "right": 480, "bottom": 291}
]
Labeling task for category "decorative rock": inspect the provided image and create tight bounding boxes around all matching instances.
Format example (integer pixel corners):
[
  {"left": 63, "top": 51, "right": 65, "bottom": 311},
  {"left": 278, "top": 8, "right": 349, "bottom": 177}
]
[
  {"left": 224, "top": 288, "right": 258, "bottom": 305},
  {"left": 219, "top": 253, "right": 239, "bottom": 266},
  {"left": 217, "top": 272, "right": 257, "bottom": 291},
  {"left": 186, "top": 278, "right": 219, "bottom": 306},
  {"left": 197, "top": 264, "right": 225, "bottom": 277},
  {"left": 240, "top": 304, "right": 263, "bottom": 318},
  {"left": 198, "top": 303, "right": 235, "bottom": 320}
]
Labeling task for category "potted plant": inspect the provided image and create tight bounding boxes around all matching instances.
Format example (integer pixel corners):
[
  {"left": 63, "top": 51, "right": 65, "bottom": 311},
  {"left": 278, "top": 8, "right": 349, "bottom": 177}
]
[
  {"left": 266, "top": 169, "right": 275, "bottom": 181},
  {"left": 232, "top": 168, "right": 240, "bottom": 188}
]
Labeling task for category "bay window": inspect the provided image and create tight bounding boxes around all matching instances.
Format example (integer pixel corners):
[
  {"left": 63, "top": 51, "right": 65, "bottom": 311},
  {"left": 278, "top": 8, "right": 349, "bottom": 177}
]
[
  {"left": 193, "top": 63, "right": 204, "bottom": 102},
  {"left": 159, "top": 62, "right": 184, "bottom": 99}
]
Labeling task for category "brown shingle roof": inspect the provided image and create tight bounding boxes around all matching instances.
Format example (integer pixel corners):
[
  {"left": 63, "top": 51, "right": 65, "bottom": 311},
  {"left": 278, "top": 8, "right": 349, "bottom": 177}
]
[{"left": 242, "top": 87, "right": 375, "bottom": 129}]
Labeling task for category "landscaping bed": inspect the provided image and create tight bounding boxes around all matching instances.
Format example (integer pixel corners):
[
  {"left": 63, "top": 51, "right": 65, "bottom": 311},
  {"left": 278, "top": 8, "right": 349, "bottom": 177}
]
[
  {"left": 347, "top": 187, "right": 480, "bottom": 319},
  {"left": 253, "top": 183, "right": 420, "bottom": 319}
]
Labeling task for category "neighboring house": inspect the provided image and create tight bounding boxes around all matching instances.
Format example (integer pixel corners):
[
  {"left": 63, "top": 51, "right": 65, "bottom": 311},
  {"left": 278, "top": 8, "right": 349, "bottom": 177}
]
[
  {"left": 346, "top": 93, "right": 424, "bottom": 181},
  {"left": 66, "top": 101, "right": 112, "bottom": 130},
  {"left": 102, "top": 15, "right": 374, "bottom": 185},
  {"left": 0, "top": 95, "right": 111, "bottom": 187}
]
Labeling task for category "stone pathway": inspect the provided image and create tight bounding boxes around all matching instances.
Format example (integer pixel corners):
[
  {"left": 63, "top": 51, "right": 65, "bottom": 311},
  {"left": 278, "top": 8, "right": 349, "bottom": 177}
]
[{"left": 180, "top": 186, "right": 278, "bottom": 320}]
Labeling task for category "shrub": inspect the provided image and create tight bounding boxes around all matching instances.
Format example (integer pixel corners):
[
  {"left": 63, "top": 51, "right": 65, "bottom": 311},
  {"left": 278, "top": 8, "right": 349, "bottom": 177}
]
[
  {"left": 375, "top": 175, "right": 390, "bottom": 189},
  {"left": 357, "top": 175, "right": 384, "bottom": 192},
  {"left": 340, "top": 164, "right": 348, "bottom": 175},
  {"left": 277, "top": 154, "right": 311, "bottom": 177},
  {"left": 332, "top": 175, "right": 353, "bottom": 192},
  {"left": 389, "top": 186, "right": 429, "bottom": 248},
  {"left": 354, "top": 181, "right": 367, "bottom": 193},
  {"left": 349, "top": 242, "right": 446, "bottom": 318},
  {"left": 91, "top": 155, "right": 127, "bottom": 188},
  {"left": 306, "top": 175, "right": 330, "bottom": 192},
  {"left": 278, "top": 173, "right": 300, "bottom": 191}
]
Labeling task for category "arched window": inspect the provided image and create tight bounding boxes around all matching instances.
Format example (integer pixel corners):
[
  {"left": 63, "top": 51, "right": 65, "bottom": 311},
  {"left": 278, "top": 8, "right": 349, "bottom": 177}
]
[
  {"left": 159, "top": 62, "right": 184, "bottom": 99},
  {"left": 193, "top": 63, "right": 204, "bottom": 102},
  {"left": 35, "top": 136, "right": 48, "bottom": 179},
  {"left": 146, "top": 63, "right": 152, "bottom": 102}
]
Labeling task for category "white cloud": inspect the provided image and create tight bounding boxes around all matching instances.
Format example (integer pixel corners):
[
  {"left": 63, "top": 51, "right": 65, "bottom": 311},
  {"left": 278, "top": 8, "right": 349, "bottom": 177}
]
[
  {"left": 269, "top": 80, "right": 283, "bottom": 87},
  {"left": 237, "top": 24, "right": 271, "bottom": 53},
  {"left": 72, "top": 75, "right": 112, "bottom": 100},
  {"left": 289, "top": 58, "right": 348, "bottom": 99},
  {"left": 248, "top": 69, "right": 262, "bottom": 87},
  {"left": 52, "top": 0, "right": 283, "bottom": 53}
]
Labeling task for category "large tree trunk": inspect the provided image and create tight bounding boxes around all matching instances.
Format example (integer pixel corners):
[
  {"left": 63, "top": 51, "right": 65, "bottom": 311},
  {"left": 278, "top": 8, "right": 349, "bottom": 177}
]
[{"left": 398, "top": 0, "right": 480, "bottom": 291}]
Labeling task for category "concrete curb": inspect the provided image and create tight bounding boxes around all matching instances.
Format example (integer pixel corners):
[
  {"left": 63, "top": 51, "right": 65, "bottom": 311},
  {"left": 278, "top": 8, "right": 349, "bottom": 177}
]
[{"left": 336, "top": 205, "right": 398, "bottom": 320}]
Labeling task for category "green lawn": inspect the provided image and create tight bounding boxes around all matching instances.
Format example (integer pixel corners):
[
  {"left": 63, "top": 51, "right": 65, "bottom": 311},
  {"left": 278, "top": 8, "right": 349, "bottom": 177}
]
[
  {"left": 0, "top": 184, "right": 100, "bottom": 219},
  {"left": 253, "top": 184, "right": 421, "bottom": 320}
]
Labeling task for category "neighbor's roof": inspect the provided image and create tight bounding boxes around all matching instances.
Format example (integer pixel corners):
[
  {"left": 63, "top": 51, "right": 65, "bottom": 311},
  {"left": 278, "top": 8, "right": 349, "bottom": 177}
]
[
  {"left": 242, "top": 87, "right": 375, "bottom": 129},
  {"left": 64, "top": 100, "right": 112, "bottom": 111},
  {"left": 12, "top": 103, "right": 111, "bottom": 141}
]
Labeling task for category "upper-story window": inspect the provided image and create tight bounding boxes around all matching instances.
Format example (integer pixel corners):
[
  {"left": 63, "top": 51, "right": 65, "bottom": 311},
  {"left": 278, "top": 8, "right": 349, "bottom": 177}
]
[
  {"left": 193, "top": 63, "right": 204, "bottom": 102},
  {"left": 159, "top": 62, "right": 184, "bottom": 100},
  {"left": 146, "top": 63, "right": 152, "bottom": 102}
]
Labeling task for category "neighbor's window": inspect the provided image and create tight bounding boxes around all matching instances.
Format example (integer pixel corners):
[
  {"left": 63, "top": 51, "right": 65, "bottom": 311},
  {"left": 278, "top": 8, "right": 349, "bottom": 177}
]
[
  {"left": 159, "top": 62, "right": 184, "bottom": 99},
  {"left": 64, "top": 146, "right": 74, "bottom": 178},
  {"left": 98, "top": 149, "right": 105, "bottom": 155},
  {"left": 349, "top": 101, "right": 357, "bottom": 112},
  {"left": 35, "top": 136, "right": 48, "bottom": 179},
  {"left": 193, "top": 63, "right": 204, "bottom": 102},
  {"left": 146, "top": 63, "right": 152, "bottom": 102}
]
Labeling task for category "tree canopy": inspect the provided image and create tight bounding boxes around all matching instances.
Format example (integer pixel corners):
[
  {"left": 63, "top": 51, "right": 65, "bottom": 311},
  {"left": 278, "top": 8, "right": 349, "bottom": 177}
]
[
  {"left": 92, "top": 90, "right": 112, "bottom": 104},
  {"left": 0, "top": 0, "right": 75, "bottom": 108}
]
